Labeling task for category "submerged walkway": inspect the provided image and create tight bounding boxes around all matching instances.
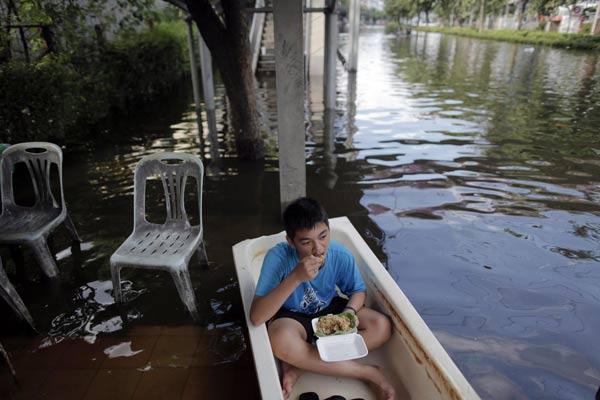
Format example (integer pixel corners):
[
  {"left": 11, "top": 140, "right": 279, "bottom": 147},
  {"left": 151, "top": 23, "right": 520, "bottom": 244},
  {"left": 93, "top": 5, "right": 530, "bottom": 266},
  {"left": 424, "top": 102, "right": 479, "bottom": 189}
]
[{"left": 0, "top": 325, "right": 259, "bottom": 399}]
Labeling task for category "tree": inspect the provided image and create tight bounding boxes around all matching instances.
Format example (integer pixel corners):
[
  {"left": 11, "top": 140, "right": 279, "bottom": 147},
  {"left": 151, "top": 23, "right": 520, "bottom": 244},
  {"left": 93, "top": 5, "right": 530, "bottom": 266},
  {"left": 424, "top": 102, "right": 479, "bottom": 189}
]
[
  {"left": 478, "top": 0, "right": 487, "bottom": 31},
  {"left": 416, "top": 0, "right": 435, "bottom": 24},
  {"left": 513, "top": 0, "right": 531, "bottom": 30},
  {"left": 385, "top": 0, "right": 414, "bottom": 26},
  {"left": 0, "top": 0, "right": 155, "bottom": 60},
  {"left": 434, "top": 0, "right": 454, "bottom": 26},
  {"left": 179, "top": 0, "right": 263, "bottom": 161},
  {"left": 532, "top": 0, "right": 563, "bottom": 17}
]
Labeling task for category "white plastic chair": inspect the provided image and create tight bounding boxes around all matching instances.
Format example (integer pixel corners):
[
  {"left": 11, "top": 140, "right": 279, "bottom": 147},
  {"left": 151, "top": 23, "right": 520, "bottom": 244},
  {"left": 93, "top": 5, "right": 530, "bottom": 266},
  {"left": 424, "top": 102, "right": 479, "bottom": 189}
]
[
  {"left": 0, "top": 257, "right": 34, "bottom": 328},
  {"left": 0, "top": 142, "right": 81, "bottom": 278},
  {"left": 110, "top": 152, "right": 208, "bottom": 317}
]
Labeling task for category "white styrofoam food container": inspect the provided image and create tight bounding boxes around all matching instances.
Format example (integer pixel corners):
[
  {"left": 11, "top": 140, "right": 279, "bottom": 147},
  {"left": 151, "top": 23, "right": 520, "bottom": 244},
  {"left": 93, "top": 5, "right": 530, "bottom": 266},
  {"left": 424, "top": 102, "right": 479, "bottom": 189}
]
[{"left": 311, "top": 317, "right": 368, "bottom": 362}]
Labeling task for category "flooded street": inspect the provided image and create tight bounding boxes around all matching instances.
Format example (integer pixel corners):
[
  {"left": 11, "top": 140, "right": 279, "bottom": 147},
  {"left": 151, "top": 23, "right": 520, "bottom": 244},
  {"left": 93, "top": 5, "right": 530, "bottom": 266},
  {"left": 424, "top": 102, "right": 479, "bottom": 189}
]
[
  {"left": 1, "top": 27, "right": 600, "bottom": 399},
  {"left": 347, "top": 29, "right": 600, "bottom": 400}
]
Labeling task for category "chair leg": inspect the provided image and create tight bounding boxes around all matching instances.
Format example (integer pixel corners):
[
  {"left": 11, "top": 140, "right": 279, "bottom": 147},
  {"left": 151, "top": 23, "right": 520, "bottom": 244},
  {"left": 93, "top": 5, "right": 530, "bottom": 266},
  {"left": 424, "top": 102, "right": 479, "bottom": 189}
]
[
  {"left": 8, "top": 245, "right": 27, "bottom": 283},
  {"left": 29, "top": 238, "right": 60, "bottom": 278},
  {"left": 171, "top": 268, "right": 198, "bottom": 317},
  {"left": 0, "top": 267, "right": 35, "bottom": 329},
  {"left": 110, "top": 262, "right": 123, "bottom": 304},
  {"left": 196, "top": 241, "right": 208, "bottom": 265},
  {"left": 64, "top": 212, "right": 82, "bottom": 243},
  {"left": 0, "top": 342, "right": 18, "bottom": 381}
]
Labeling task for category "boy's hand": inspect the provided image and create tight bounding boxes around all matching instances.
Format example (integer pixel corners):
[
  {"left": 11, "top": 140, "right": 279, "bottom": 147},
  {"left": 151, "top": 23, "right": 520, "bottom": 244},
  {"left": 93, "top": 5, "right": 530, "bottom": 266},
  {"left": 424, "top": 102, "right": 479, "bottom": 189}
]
[{"left": 293, "top": 255, "right": 323, "bottom": 282}]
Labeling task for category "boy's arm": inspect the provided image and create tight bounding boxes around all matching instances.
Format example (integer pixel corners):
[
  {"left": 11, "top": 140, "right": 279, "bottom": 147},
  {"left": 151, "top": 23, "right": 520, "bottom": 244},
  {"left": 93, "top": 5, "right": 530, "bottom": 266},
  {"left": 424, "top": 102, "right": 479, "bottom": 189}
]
[
  {"left": 249, "top": 254, "right": 323, "bottom": 326},
  {"left": 345, "top": 291, "right": 366, "bottom": 314},
  {"left": 344, "top": 291, "right": 366, "bottom": 327},
  {"left": 250, "top": 273, "right": 301, "bottom": 326}
]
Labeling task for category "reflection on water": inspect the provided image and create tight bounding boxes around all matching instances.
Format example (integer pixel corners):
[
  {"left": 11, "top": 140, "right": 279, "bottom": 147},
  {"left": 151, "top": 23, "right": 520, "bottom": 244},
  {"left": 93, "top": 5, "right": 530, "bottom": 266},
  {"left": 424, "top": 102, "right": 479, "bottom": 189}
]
[
  {"left": 1, "top": 27, "right": 600, "bottom": 399},
  {"left": 343, "top": 29, "right": 600, "bottom": 399}
]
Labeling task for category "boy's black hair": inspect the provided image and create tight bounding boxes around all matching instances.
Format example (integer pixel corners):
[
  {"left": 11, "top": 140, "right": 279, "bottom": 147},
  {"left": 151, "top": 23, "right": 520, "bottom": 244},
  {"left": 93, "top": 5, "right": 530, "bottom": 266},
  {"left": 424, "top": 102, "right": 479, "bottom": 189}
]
[{"left": 283, "top": 197, "right": 329, "bottom": 240}]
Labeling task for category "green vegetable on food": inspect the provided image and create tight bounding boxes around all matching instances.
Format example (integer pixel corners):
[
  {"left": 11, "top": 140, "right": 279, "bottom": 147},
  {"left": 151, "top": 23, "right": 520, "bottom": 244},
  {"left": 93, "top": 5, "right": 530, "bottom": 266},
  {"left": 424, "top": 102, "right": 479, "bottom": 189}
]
[{"left": 315, "top": 312, "right": 356, "bottom": 337}]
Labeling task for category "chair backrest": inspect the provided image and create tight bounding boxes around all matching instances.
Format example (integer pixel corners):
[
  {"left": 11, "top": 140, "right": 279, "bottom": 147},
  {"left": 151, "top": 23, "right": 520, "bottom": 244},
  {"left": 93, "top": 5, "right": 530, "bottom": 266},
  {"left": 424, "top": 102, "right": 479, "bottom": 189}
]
[
  {"left": 133, "top": 152, "right": 204, "bottom": 229},
  {"left": 0, "top": 142, "right": 65, "bottom": 214}
]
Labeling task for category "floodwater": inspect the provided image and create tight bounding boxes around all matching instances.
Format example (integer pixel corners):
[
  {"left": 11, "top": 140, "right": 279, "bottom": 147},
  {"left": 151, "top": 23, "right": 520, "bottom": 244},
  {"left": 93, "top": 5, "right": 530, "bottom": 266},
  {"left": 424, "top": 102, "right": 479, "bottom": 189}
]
[{"left": 1, "top": 26, "right": 600, "bottom": 399}]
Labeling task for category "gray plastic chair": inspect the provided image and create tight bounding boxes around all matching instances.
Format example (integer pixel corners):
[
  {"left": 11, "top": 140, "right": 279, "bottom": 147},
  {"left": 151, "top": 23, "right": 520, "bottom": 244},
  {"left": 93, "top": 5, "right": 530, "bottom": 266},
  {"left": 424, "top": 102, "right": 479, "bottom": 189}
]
[
  {"left": 0, "top": 142, "right": 81, "bottom": 278},
  {"left": 0, "top": 257, "right": 34, "bottom": 328},
  {"left": 110, "top": 152, "right": 208, "bottom": 317}
]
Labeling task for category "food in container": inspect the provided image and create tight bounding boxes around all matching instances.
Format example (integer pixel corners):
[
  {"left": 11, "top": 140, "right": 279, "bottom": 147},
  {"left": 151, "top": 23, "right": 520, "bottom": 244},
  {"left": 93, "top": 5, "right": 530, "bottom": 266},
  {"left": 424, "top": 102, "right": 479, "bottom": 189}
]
[
  {"left": 311, "top": 312, "right": 367, "bottom": 362},
  {"left": 315, "top": 312, "right": 356, "bottom": 336}
]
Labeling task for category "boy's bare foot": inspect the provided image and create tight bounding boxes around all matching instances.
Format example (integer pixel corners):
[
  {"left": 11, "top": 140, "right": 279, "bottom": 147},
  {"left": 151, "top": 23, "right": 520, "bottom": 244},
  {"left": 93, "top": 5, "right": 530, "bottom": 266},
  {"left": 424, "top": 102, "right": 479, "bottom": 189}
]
[
  {"left": 365, "top": 365, "right": 395, "bottom": 400},
  {"left": 281, "top": 362, "right": 302, "bottom": 399}
]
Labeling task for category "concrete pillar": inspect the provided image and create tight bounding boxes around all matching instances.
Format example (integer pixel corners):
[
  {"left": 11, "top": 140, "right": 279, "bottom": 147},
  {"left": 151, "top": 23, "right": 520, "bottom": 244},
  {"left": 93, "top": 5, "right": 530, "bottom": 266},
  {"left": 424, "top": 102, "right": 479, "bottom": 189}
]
[
  {"left": 273, "top": 0, "right": 306, "bottom": 209},
  {"left": 186, "top": 18, "right": 202, "bottom": 122},
  {"left": 347, "top": 0, "right": 360, "bottom": 72},
  {"left": 324, "top": 2, "right": 338, "bottom": 110}
]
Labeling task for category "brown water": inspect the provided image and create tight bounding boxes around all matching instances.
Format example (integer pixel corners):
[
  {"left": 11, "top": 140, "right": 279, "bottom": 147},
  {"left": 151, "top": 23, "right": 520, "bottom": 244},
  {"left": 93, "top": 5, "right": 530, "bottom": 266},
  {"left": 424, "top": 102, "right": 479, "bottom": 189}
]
[{"left": 1, "top": 27, "right": 600, "bottom": 399}]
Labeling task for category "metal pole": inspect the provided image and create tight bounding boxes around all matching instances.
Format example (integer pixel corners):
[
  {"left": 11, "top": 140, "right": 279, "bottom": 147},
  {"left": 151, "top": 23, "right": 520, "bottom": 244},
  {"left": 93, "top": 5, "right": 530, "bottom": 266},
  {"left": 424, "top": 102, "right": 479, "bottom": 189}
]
[
  {"left": 186, "top": 18, "right": 202, "bottom": 122},
  {"left": 347, "top": 0, "right": 360, "bottom": 72},
  {"left": 322, "top": 109, "right": 338, "bottom": 189},
  {"left": 273, "top": 0, "right": 306, "bottom": 209},
  {"left": 304, "top": 0, "right": 312, "bottom": 81},
  {"left": 199, "top": 35, "right": 218, "bottom": 150},
  {"left": 345, "top": 70, "right": 357, "bottom": 150},
  {"left": 249, "top": 0, "right": 266, "bottom": 73},
  {"left": 324, "top": 2, "right": 338, "bottom": 110},
  {"left": 197, "top": 35, "right": 215, "bottom": 111}
]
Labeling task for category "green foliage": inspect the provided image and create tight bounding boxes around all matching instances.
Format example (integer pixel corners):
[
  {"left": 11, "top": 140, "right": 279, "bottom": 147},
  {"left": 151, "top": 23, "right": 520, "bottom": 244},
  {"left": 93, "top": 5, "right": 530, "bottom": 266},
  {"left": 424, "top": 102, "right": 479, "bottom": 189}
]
[
  {"left": 385, "top": 21, "right": 400, "bottom": 34},
  {"left": 531, "top": 0, "right": 564, "bottom": 16},
  {"left": 0, "top": 22, "right": 188, "bottom": 143},
  {"left": 154, "top": 5, "right": 186, "bottom": 23},
  {"left": 362, "top": 7, "right": 386, "bottom": 23},
  {"left": 100, "top": 25, "right": 187, "bottom": 108},
  {"left": 381, "top": 0, "right": 589, "bottom": 29},
  {"left": 0, "top": 0, "right": 157, "bottom": 59},
  {"left": 385, "top": 0, "right": 414, "bottom": 22},
  {"left": 581, "top": 22, "right": 592, "bottom": 34},
  {"left": 0, "top": 58, "right": 80, "bottom": 142},
  {"left": 538, "top": 20, "right": 547, "bottom": 31},
  {"left": 434, "top": 0, "right": 454, "bottom": 26},
  {"left": 415, "top": 26, "right": 600, "bottom": 51}
]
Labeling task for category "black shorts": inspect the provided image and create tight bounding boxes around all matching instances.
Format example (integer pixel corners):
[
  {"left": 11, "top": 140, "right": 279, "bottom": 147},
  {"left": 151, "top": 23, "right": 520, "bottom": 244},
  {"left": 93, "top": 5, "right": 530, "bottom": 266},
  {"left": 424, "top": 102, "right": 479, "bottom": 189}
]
[{"left": 270, "top": 296, "right": 348, "bottom": 343}]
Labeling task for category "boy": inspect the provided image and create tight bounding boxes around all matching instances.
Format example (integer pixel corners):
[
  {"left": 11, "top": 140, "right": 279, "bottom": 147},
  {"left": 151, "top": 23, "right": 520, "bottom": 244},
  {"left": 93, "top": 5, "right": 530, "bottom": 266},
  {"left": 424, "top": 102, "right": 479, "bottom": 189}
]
[{"left": 250, "top": 197, "right": 395, "bottom": 400}]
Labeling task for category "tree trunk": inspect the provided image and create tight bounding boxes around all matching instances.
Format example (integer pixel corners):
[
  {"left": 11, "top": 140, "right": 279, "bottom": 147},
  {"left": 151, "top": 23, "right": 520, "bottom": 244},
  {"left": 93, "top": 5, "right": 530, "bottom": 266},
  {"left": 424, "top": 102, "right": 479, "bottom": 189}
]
[
  {"left": 185, "top": 0, "right": 264, "bottom": 161},
  {"left": 478, "top": 0, "right": 486, "bottom": 32},
  {"left": 516, "top": 0, "right": 528, "bottom": 30}
]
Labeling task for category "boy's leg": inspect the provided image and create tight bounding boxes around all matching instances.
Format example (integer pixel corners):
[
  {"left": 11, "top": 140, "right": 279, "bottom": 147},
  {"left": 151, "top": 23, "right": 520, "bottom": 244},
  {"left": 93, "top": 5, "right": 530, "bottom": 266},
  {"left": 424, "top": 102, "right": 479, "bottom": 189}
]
[
  {"left": 356, "top": 307, "right": 393, "bottom": 350},
  {"left": 268, "top": 317, "right": 395, "bottom": 400}
]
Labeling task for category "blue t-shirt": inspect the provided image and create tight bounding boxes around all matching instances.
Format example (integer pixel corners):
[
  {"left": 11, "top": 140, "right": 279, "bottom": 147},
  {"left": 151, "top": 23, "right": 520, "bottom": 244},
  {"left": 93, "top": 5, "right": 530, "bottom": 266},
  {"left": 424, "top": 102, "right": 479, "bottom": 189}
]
[{"left": 255, "top": 240, "right": 366, "bottom": 314}]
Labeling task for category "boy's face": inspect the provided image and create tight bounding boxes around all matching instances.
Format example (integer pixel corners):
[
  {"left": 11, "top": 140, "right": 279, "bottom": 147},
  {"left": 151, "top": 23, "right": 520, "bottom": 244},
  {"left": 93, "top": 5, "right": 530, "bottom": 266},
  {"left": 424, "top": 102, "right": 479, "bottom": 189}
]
[{"left": 287, "top": 222, "right": 331, "bottom": 260}]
